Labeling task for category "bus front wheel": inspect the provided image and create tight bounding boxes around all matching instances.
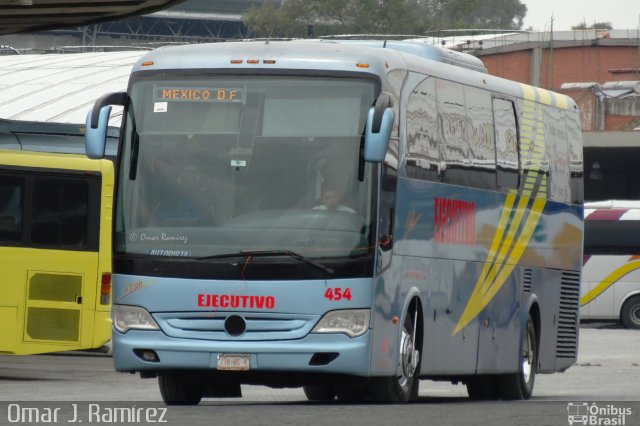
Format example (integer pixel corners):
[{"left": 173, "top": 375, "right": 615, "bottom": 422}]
[
  {"left": 158, "top": 372, "right": 204, "bottom": 405},
  {"left": 621, "top": 296, "right": 640, "bottom": 329},
  {"left": 303, "top": 385, "right": 336, "bottom": 401},
  {"left": 368, "top": 311, "right": 420, "bottom": 402}
]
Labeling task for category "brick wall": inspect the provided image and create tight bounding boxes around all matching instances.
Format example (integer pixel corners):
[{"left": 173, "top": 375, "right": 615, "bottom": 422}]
[{"left": 481, "top": 45, "right": 640, "bottom": 90}]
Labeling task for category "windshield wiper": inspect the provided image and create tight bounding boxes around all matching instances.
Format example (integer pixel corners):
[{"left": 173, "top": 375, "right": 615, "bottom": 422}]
[
  {"left": 197, "top": 250, "right": 334, "bottom": 275},
  {"left": 195, "top": 252, "right": 247, "bottom": 261}
]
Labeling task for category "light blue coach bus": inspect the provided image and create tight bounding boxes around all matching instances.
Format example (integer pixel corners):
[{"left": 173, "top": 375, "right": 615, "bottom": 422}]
[{"left": 84, "top": 40, "right": 584, "bottom": 404}]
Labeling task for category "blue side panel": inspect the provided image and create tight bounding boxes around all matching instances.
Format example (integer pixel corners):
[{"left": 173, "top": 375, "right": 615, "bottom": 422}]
[{"left": 370, "top": 177, "right": 582, "bottom": 376}]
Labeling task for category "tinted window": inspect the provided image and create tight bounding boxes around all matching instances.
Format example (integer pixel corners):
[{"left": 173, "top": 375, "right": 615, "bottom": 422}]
[
  {"left": 0, "top": 176, "right": 23, "bottom": 242},
  {"left": 493, "top": 98, "right": 519, "bottom": 192},
  {"left": 465, "top": 86, "right": 496, "bottom": 190},
  {"left": 584, "top": 220, "right": 640, "bottom": 255},
  {"left": 437, "top": 79, "right": 469, "bottom": 187},
  {"left": 30, "top": 177, "right": 89, "bottom": 248},
  {"left": 545, "top": 106, "right": 571, "bottom": 202},
  {"left": 567, "top": 109, "right": 583, "bottom": 204},
  {"left": 406, "top": 77, "right": 439, "bottom": 181}
]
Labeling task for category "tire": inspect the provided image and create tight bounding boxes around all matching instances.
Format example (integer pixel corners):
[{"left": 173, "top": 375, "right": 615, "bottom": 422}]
[
  {"left": 368, "top": 311, "right": 420, "bottom": 402},
  {"left": 620, "top": 296, "right": 640, "bottom": 329},
  {"left": 303, "top": 385, "right": 336, "bottom": 401},
  {"left": 335, "top": 383, "right": 367, "bottom": 402},
  {"left": 466, "top": 375, "right": 499, "bottom": 400},
  {"left": 158, "top": 372, "right": 204, "bottom": 405},
  {"left": 498, "top": 315, "right": 537, "bottom": 400}
]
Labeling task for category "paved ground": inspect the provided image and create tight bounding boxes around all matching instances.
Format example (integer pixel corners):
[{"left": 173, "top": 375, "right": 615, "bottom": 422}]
[{"left": 1, "top": 324, "right": 639, "bottom": 425}]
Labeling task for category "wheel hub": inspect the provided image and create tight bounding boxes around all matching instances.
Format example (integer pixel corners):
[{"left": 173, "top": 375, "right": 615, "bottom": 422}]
[
  {"left": 400, "top": 329, "right": 419, "bottom": 385},
  {"left": 630, "top": 305, "right": 640, "bottom": 325},
  {"left": 522, "top": 326, "right": 533, "bottom": 383}
]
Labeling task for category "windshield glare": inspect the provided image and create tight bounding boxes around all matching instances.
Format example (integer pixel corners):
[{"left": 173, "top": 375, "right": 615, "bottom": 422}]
[{"left": 115, "top": 76, "right": 376, "bottom": 259}]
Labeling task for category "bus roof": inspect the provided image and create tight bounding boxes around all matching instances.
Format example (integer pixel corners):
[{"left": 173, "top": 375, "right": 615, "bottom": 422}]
[
  {"left": 585, "top": 200, "right": 640, "bottom": 221},
  {"left": 131, "top": 40, "right": 575, "bottom": 110},
  {"left": 132, "top": 40, "right": 400, "bottom": 78},
  {"left": 585, "top": 200, "right": 640, "bottom": 210}
]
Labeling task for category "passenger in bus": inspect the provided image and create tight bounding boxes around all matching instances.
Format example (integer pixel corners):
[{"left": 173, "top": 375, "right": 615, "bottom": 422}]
[{"left": 313, "top": 187, "right": 356, "bottom": 214}]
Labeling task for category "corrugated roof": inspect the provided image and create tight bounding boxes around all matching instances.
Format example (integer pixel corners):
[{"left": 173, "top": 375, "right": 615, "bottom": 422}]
[
  {"left": 0, "top": 0, "right": 187, "bottom": 35},
  {"left": 0, "top": 50, "right": 146, "bottom": 126}
]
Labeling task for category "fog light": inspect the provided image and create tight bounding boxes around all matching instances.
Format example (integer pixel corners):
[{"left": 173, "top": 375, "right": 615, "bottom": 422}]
[{"left": 134, "top": 349, "right": 159, "bottom": 362}]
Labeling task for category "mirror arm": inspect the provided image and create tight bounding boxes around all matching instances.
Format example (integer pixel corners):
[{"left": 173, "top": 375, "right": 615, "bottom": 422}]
[{"left": 90, "top": 92, "right": 129, "bottom": 129}]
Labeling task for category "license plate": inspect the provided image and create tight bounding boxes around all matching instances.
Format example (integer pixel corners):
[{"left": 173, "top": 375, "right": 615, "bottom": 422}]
[{"left": 217, "top": 354, "right": 250, "bottom": 371}]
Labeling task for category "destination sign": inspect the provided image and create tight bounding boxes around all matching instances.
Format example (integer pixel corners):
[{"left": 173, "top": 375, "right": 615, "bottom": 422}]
[{"left": 155, "top": 87, "right": 244, "bottom": 102}]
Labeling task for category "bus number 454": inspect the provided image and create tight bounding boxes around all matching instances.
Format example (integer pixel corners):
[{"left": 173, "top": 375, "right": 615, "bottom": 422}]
[{"left": 324, "top": 288, "right": 352, "bottom": 301}]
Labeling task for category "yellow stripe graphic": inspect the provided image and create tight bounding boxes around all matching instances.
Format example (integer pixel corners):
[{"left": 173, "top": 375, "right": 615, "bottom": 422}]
[
  {"left": 454, "top": 197, "right": 546, "bottom": 334},
  {"left": 490, "top": 198, "right": 546, "bottom": 293},
  {"left": 471, "top": 193, "right": 518, "bottom": 296},
  {"left": 479, "top": 195, "right": 531, "bottom": 297},
  {"left": 581, "top": 260, "right": 640, "bottom": 306},
  {"left": 453, "top": 84, "right": 548, "bottom": 335}
]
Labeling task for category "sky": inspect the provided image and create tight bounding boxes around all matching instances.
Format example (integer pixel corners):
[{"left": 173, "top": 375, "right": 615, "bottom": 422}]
[{"left": 522, "top": 0, "right": 640, "bottom": 31}]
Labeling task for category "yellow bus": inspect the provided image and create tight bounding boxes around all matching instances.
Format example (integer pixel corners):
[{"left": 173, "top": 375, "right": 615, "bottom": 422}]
[{"left": 0, "top": 149, "right": 113, "bottom": 355}]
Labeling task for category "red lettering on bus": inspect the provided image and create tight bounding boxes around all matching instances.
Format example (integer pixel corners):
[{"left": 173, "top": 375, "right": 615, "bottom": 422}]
[
  {"left": 196, "top": 294, "right": 276, "bottom": 310},
  {"left": 220, "top": 294, "right": 229, "bottom": 308},
  {"left": 433, "top": 197, "right": 476, "bottom": 245},
  {"left": 266, "top": 296, "right": 275, "bottom": 309}
]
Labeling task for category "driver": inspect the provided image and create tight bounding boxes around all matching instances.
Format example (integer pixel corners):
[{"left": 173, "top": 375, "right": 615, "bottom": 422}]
[{"left": 313, "top": 187, "right": 356, "bottom": 214}]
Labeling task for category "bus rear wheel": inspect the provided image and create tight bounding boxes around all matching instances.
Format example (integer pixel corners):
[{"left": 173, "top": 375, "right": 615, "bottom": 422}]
[
  {"left": 498, "top": 315, "right": 537, "bottom": 400},
  {"left": 158, "top": 372, "right": 204, "bottom": 405},
  {"left": 621, "top": 296, "right": 640, "bottom": 329},
  {"left": 368, "top": 312, "right": 420, "bottom": 402}
]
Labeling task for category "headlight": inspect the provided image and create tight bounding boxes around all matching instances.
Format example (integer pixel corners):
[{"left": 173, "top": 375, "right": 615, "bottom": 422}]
[
  {"left": 111, "top": 305, "right": 160, "bottom": 333},
  {"left": 311, "top": 309, "right": 370, "bottom": 337}
]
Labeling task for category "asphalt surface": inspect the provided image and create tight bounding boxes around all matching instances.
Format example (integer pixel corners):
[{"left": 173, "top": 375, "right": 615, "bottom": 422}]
[{"left": 1, "top": 323, "right": 639, "bottom": 426}]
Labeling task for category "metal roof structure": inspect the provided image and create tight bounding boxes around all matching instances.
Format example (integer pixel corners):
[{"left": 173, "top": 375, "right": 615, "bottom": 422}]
[
  {"left": 0, "top": 50, "right": 146, "bottom": 126},
  {"left": 153, "top": 0, "right": 280, "bottom": 22},
  {"left": 0, "top": 0, "right": 186, "bottom": 35}
]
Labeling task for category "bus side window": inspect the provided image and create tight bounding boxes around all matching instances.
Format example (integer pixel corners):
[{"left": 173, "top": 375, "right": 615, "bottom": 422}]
[
  {"left": 30, "top": 177, "right": 96, "bottom": 250},
  {"left": 406, "top": 77, "right": 439, "bottom": 181},
  {"left": 493, "top": 98, "right": 519, "bottom": 192},
  {"left": 465, "top": 86, "right": 496, "bottom": 191},
  {"left": 0, "top": 175, "right": 23, "bottom": 243},
  {"left": 567, "top": 110, "right": 583, "bottom": 204},
  {"left": 436, "top": 79, "right": 469, "bottom": 187}
]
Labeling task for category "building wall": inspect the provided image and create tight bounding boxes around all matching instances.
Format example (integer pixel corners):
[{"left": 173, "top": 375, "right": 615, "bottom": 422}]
[
  {"left": 480, "top": 50, "right": 531, "bottom": 83},
  {"left": 480, "top": 43, "right": 640, "bottom": 132},
  {"left": 540, "top": 46, "right": 640, "bottom": 90},
  {"left": 605, "top": 115, "right": 640, "bottom": 130},
  {"left": 483, "top": 45, "right": 640, "bottom": 90}
]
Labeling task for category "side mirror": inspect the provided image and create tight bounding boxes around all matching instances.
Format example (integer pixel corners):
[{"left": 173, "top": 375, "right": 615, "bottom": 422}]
[
  {"left": 364, "top": 93, "right": 394, "bottom": 163},
  {"left": 85, "top": 106, "right": 111, "bottom": 159},
  {"left": 85, "top": 92, "right": 128, "bottom": 159}
]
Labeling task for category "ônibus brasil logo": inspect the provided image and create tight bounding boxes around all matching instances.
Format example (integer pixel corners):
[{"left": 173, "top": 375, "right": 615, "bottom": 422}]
[{"left": 567, "top": 402, "right": 632, "bottom": 425}]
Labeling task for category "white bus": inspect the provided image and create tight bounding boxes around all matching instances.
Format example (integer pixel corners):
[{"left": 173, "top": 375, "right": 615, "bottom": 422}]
[{"left": 582, "top": 200, "right": 640, "bottom": 328}]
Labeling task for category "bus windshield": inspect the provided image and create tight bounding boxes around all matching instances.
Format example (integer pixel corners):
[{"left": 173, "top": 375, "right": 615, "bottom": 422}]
[{"left": 115, "top": 75, "right": 377, "bottom": 260}]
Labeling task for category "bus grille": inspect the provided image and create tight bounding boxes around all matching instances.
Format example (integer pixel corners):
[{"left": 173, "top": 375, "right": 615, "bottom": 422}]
[
  {"left": 154, "top": 312, "right": 319, "bottom": 341},
  {"left": 522, "top": 268, "right": 532, "bottom": 293},
  {"left": 556, "top": 271, "right": 580, "bottom": 359}
]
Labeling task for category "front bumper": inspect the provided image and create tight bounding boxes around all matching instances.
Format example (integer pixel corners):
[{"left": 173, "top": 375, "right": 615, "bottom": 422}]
[{"left": 112, "top": 329, "right": 372, "bottom": 377}]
